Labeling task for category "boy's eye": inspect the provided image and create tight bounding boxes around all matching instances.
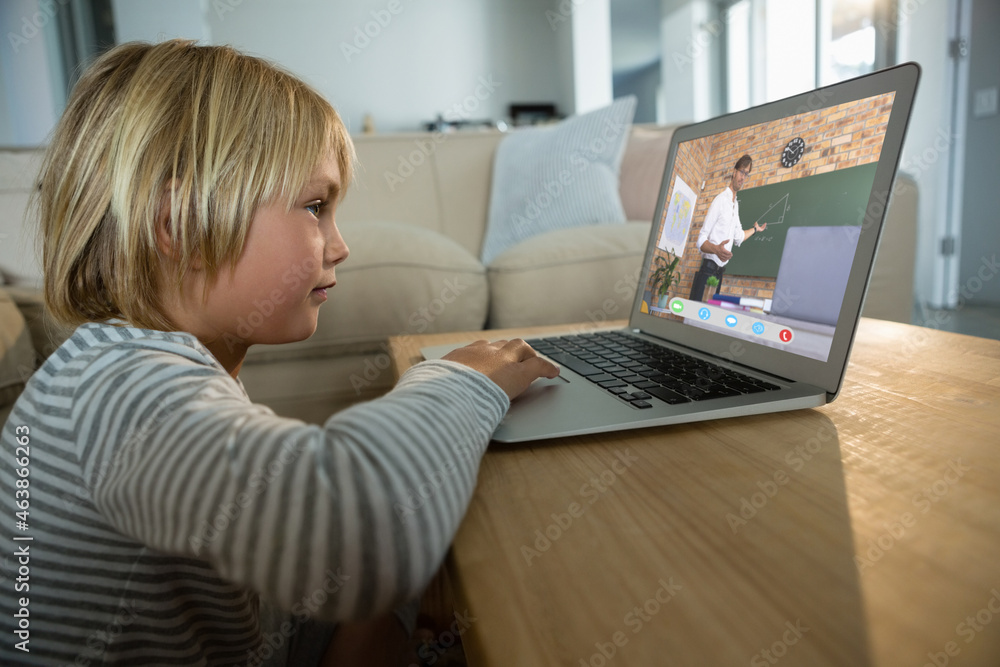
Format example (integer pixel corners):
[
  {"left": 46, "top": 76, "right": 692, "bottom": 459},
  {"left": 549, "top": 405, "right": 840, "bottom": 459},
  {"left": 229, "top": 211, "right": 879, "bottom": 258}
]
[{"left": 305, "top": 202, "right": 323, "bottom": 217}]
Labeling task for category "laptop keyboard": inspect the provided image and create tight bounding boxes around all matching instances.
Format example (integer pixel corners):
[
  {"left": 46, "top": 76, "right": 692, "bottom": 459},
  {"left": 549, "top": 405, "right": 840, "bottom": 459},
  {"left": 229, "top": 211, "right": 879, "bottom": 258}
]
[{"left": 526, "top": 331, "right": 780, "bottom": 410}]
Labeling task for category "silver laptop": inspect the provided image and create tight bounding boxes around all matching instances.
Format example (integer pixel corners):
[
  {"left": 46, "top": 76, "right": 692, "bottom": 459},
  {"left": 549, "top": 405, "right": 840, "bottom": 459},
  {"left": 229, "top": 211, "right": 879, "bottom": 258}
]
[{"left": 423, "top": 63, "right": 920, "bottom": 443}]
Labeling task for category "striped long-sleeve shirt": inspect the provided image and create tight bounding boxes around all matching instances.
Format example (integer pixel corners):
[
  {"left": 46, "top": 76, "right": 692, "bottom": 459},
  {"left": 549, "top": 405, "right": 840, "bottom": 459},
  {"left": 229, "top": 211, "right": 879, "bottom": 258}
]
[{"left": 0, "top": 321, "right": 508, "bottom": 665}]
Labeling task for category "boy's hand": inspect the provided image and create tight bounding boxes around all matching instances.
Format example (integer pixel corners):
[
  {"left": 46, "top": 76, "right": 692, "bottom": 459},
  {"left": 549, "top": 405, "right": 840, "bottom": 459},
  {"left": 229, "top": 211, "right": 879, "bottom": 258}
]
[{"left": 442, "top": 339, "right": 560, "bottom": 401}]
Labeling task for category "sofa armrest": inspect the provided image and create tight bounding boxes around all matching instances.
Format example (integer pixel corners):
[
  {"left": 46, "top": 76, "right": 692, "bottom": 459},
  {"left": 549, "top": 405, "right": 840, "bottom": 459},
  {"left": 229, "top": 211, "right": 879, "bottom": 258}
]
[
  {"left": 0, "top": 287, "right": 40, "bottom": 412},
  {"left": 3, "top": 286, "right": 73, "bottom": 360}
]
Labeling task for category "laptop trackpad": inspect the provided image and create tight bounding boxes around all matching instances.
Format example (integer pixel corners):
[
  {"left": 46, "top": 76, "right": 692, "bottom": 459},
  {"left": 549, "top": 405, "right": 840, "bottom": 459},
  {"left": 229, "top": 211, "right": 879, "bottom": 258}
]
[{"left": 514, "top": 374, "right": 569, "bottom": 401}]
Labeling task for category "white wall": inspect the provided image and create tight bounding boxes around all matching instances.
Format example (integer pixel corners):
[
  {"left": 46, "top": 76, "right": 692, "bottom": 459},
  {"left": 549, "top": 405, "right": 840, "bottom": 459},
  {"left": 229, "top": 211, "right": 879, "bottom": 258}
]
[
  {"left": 568, "top": 0, "right": 613, "bottom": 114},
  {"left": 0, "top": 0, "right": 63, "bottom": 146},
  {"left": 0, "top": 56, "right": 12, "bottom": 145},
  {"left": 111, "top": 0, "right": 209, "bottom": 43},
  {"left": 112, "top": 0, "right": 580, "bottom": 133},
  {"left": 896, "top": 0, "right": 956, "bottom": 308},
  {"left": 660, "top": 0, "right": 716, "bottom": 124}
]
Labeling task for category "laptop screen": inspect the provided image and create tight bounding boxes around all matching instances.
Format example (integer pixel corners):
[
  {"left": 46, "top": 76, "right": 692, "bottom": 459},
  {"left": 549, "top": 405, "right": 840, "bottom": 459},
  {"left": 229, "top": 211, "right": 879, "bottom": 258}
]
[{"left": 631, "top": 64, "right": 918, "bottom": 395}]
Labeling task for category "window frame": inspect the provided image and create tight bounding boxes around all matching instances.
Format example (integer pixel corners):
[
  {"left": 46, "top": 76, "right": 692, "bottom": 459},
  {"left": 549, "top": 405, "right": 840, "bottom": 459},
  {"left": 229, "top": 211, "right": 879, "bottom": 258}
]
[{"left": 719, "top": 0, "right": 898, "bottom": 113}]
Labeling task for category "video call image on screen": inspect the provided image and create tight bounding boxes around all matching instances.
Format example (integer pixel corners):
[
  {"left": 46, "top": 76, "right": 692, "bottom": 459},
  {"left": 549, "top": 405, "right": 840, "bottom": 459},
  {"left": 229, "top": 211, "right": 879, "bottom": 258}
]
[{"left": 643, "top": 92, "right": 895, "bottom": 363}]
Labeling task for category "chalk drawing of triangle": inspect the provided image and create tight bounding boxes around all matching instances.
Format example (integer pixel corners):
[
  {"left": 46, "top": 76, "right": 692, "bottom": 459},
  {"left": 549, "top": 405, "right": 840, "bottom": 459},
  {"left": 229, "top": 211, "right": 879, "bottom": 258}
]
[{"left": 756, "top": 193, "right": 789, "bottom": 226}]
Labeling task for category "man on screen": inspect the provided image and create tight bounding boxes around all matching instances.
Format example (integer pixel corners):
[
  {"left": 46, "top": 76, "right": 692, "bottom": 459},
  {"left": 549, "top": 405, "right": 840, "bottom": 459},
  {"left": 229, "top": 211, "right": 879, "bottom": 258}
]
[{"left": 688, "top": 154, "right": 767, "bottom": 301}]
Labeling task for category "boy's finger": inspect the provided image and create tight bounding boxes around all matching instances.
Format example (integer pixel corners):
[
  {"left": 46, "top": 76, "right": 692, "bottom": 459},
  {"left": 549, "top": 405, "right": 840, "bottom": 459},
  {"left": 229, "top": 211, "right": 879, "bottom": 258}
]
[
  {"left": 541, "top": 359, "right": 561, "bottom": 378},
  {"left": 500, "top": 338, "right": 535, "bottom": 359},
  {"left": 525, "top": 356, "right": 560, "bottom": 378}
]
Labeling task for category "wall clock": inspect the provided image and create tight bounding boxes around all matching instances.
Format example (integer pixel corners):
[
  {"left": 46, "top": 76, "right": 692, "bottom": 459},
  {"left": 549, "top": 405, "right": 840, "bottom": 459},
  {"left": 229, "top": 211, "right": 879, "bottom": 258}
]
[{"left": 781, "top": 137, "right": 806, "bottom": 168}]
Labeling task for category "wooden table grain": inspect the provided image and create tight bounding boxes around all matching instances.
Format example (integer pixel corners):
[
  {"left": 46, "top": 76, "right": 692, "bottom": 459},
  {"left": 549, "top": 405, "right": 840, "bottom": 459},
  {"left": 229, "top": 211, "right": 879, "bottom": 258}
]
[{"left": 390, "top": 319, "right": 1000, "bottom": 667}]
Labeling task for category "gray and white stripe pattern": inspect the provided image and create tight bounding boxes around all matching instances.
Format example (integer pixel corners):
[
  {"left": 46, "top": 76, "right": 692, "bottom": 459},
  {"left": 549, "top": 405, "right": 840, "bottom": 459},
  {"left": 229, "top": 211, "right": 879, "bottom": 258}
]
[{"left": 0, "top": 322, "right": 507, "bottom": 665}]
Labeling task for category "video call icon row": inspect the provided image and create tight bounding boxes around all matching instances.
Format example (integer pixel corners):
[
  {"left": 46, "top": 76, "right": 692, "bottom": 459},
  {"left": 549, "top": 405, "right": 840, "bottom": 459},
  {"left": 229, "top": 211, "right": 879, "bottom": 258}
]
[{"left": 667, "top": 298, "right": 794, "bottom": 345}]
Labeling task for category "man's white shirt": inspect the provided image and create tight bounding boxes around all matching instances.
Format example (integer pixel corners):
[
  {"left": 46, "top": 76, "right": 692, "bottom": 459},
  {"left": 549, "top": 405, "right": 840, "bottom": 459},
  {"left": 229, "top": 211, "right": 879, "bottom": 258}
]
[{"left": 697, "top": 186, "right": 743, "bottom": 267}]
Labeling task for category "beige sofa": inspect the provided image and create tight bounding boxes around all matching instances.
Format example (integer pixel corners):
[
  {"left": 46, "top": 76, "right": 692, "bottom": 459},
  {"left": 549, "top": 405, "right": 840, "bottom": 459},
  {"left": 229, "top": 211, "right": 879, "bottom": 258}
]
[{"left": 0, "top": 125, "right": 917, "bottom": 425}]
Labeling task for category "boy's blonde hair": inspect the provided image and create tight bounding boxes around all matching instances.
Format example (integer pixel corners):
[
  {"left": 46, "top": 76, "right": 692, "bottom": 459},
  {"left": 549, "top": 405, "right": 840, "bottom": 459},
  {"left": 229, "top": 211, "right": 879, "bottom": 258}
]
[{"left": 35, "top": 40, "right": 354, "bottom": 330}]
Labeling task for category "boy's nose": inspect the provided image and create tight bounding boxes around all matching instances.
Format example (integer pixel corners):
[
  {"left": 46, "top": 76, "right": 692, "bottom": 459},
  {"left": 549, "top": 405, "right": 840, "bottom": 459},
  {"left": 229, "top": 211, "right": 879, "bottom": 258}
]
[{"left": 326, "top": 223, "right": 349, "bottom": 267}]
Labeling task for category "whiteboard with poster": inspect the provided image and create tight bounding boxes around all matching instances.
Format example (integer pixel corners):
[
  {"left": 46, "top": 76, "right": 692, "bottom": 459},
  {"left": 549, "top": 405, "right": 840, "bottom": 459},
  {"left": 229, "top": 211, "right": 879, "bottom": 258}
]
[{"left": 656, "top": 176, "right": 698, "bottom": 257}]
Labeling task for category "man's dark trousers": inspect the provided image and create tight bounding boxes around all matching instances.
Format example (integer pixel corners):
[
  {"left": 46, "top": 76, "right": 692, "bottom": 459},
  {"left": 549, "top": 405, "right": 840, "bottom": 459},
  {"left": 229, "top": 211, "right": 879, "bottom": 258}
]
[{"left": 688, "top": 258, "right": 725, "bottom": 301}]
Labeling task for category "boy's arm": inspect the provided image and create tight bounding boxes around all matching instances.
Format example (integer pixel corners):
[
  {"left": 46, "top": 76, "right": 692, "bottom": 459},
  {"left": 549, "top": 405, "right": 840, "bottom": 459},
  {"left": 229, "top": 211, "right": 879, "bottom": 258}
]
[{"left": 84, "top": 349, "right": 508, "bottom": 624}]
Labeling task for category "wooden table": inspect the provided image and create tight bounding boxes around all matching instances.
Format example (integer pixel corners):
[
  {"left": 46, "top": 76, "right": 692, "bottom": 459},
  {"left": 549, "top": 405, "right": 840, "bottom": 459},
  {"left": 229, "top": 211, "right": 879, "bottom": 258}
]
[{"left": 390, "top": 318, "right": 1000, "bottom": 667}]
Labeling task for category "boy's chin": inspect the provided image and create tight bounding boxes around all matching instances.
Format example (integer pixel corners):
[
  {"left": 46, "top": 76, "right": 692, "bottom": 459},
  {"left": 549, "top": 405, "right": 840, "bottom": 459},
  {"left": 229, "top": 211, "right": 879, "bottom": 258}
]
[
  {"left": 283, "top": 321, "right": 320, "bottom": 344},
  {"left": 253, "top": 321, "right": 320, "bottom": 346}
]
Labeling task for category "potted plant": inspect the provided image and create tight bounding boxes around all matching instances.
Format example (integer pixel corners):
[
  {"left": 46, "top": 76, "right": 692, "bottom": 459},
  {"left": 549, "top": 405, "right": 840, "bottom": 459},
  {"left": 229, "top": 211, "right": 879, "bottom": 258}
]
[
  {"left": 649, "top": 254, "right": 680, "bottom": 309},
  {"left": 704, "top": 275, "right": 720, "bottom": 302}
]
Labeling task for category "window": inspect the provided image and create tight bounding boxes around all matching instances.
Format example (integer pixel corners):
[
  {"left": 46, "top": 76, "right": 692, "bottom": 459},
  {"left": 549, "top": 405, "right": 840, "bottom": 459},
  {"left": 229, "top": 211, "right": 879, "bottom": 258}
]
[
  {"left": 818, "top": 0, "right": 878, "bottom": 86},
  {"left": 724, "top": 0, "right": 895, "bottom": 113}
]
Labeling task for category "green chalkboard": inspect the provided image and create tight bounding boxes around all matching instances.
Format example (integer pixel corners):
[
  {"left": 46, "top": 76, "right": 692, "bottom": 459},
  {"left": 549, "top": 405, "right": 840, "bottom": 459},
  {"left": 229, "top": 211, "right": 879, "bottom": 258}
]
[{"left": 723, "top": 162, "right": 878, "bottom": 278}]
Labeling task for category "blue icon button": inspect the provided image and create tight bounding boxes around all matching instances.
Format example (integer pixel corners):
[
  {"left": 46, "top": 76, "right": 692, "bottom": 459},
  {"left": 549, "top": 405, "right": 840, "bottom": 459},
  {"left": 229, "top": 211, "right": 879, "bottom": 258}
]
[
  {"left": 698, "top": 307, "right": 711, "bottom": 320},
  {"left": 752, "top": 322, "right": 765, "bottom": 335},
  {"left": 725, "top": 315, "right": 738, "bottom": 328}
]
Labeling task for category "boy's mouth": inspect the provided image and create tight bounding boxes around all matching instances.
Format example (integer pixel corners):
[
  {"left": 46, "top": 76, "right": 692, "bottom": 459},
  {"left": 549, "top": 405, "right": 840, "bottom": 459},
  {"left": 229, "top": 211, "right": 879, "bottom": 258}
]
[{"left": 311, "top": 280, "right": 336, "bottom": 297}]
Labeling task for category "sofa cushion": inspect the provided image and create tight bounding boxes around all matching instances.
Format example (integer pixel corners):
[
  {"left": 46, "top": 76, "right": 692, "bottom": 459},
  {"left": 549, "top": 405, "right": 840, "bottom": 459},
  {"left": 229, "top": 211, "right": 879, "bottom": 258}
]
[
  {"left": 487, "top": 222, "right": 652, "bottom": 329},
  {"left": 245, "top": 221, "right": 488, "bottom": 364},
  {"left": 338, "top": 132, "right": 507, "bottom": 258},
  {"left": 479, "top": 96, "right": 637, "bottom": 266},
  {"left": 0, "top": 287, "right": 37, "bottom": 410}
]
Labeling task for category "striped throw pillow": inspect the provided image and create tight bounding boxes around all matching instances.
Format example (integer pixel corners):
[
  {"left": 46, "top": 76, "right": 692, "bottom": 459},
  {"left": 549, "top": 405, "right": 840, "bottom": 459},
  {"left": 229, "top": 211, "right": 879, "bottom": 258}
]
[{"left": 480, "top": 96, "right": 637, "bottom": 266}]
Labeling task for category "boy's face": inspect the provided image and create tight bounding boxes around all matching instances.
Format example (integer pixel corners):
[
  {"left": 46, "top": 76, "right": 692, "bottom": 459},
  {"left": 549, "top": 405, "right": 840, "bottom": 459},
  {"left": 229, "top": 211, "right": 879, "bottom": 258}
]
[{"left": 195, "top": 151, "right": 349, "bottom": 351}]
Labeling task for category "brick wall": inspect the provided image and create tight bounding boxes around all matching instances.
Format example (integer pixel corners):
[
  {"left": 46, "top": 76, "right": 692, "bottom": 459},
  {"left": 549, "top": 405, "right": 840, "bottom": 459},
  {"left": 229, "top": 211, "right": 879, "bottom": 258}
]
[
  {"left": 647, "top": 92, "right": 894, "bottom": 306},
  {"left": 648, "top": 136, "right": 711, "bottom": 299}
]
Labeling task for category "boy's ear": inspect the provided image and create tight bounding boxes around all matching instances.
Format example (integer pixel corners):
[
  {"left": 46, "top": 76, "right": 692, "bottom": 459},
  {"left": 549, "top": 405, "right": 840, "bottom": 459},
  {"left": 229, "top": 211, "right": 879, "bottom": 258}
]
[{"left": 155, "top": 182, "right": 203, "bottom": 269}]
